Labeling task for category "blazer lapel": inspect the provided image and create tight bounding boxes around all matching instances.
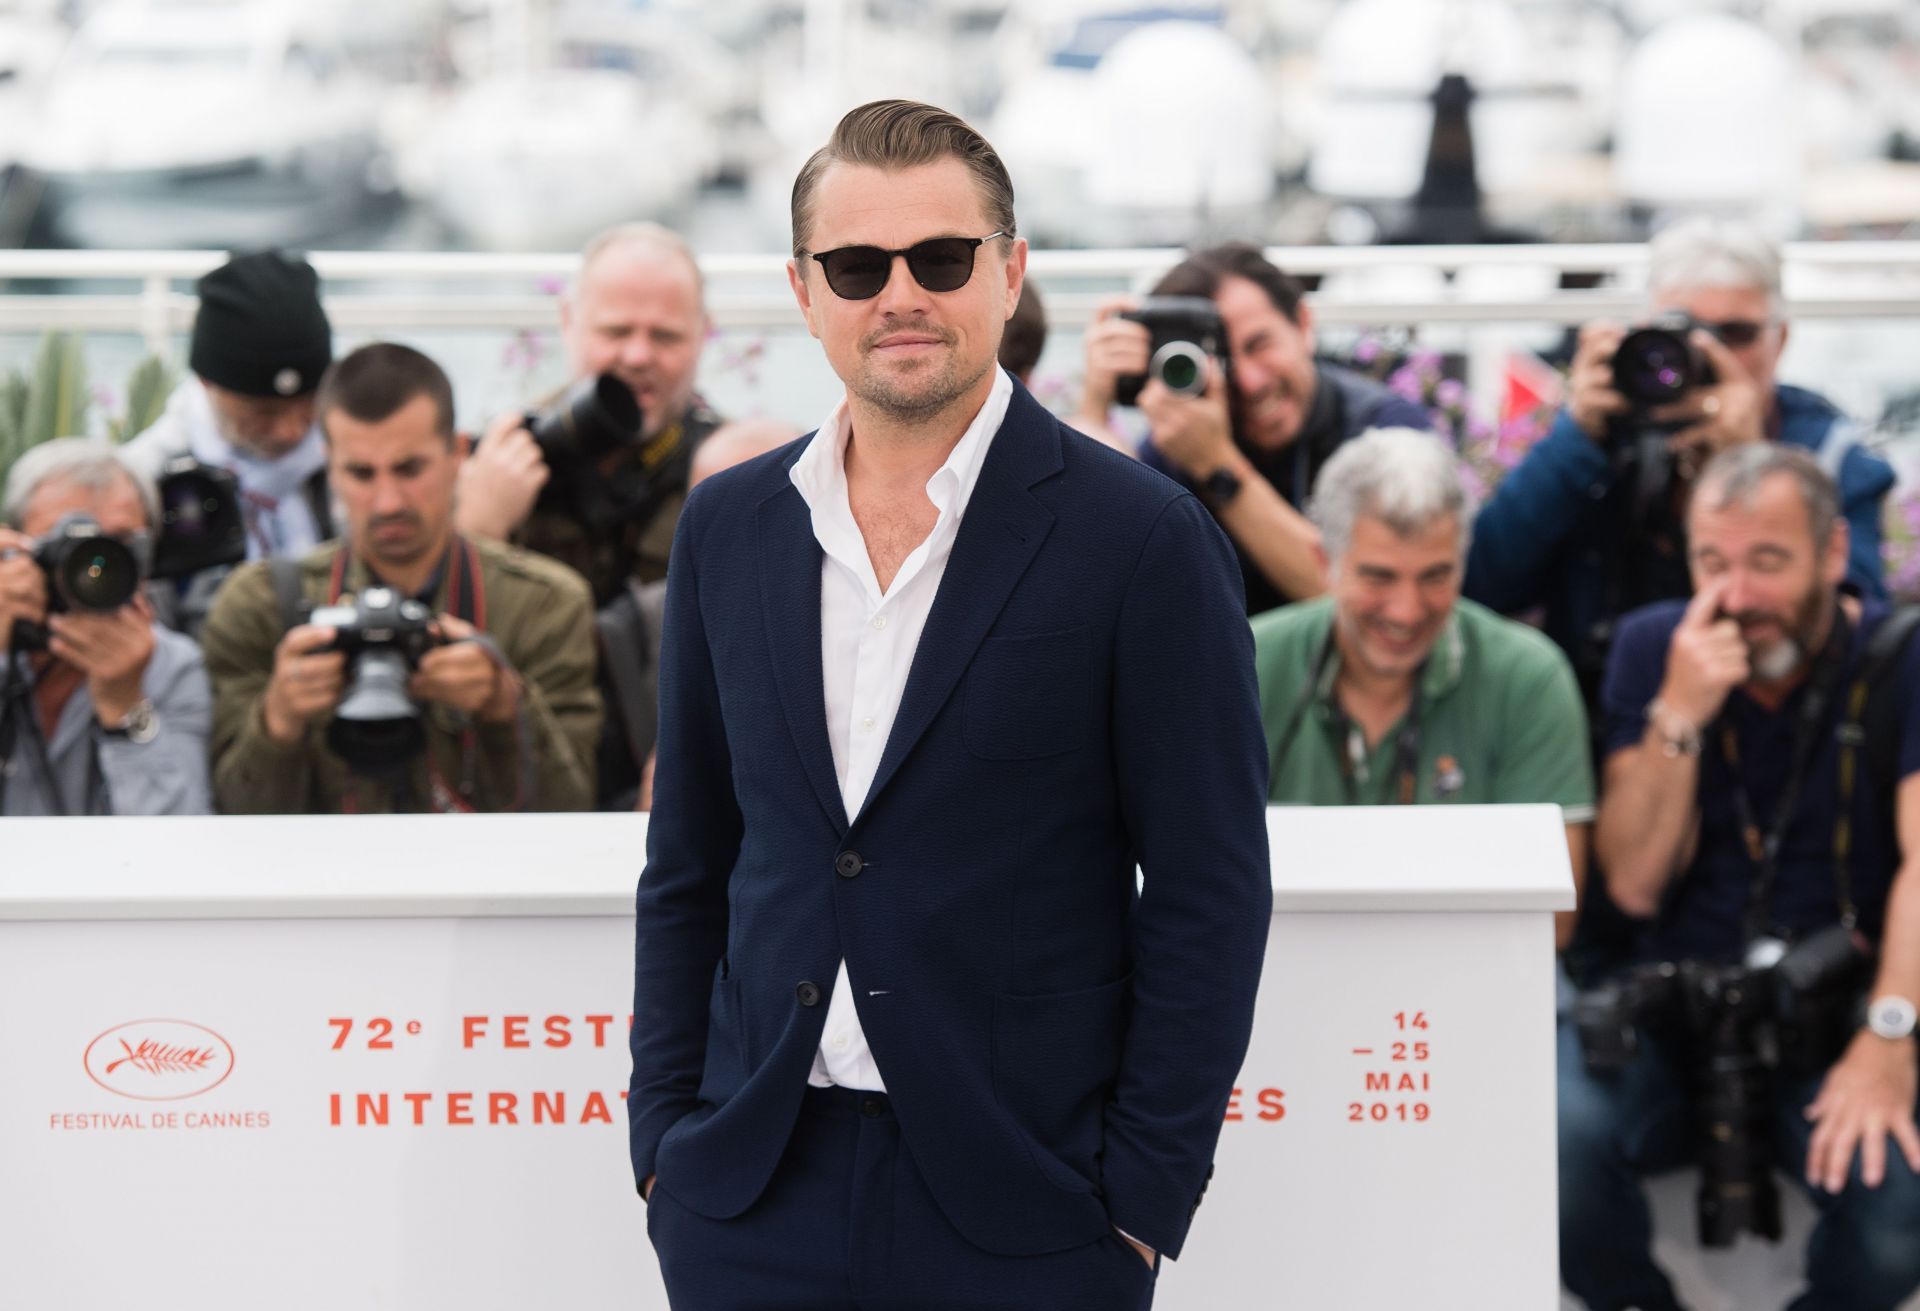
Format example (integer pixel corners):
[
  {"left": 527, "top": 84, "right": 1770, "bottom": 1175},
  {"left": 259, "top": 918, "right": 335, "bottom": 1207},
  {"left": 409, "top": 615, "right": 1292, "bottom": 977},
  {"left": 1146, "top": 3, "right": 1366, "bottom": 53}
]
[
  {"left": 757, "top": 483, "right": 850, "bottom": 833},
  {"left": 858, "top": 397, "right": 1061, "bottom": 818}
]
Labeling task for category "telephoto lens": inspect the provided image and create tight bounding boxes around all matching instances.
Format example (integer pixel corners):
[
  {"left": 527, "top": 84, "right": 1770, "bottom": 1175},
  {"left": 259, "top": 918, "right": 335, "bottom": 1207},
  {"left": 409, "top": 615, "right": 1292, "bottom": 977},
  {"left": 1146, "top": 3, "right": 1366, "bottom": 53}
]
[{"left": 525, "top": 373, "right": 643, "bottom": 466}]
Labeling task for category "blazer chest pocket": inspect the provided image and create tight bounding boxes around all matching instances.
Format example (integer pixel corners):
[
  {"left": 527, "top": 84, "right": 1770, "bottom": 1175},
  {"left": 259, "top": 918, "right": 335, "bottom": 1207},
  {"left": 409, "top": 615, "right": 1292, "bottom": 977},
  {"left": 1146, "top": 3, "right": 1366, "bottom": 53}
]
[{"left": 963, "top": 627, "right": 1091, "bottom": 760}]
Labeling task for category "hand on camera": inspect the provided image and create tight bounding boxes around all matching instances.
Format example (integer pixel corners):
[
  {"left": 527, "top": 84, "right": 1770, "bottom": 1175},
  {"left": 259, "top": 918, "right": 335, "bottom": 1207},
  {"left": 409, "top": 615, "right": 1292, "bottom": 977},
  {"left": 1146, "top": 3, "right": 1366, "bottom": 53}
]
[
  {"left": 1077, "top": 296, "right": 1150, "bottom": 418},
  {"left": 1650, "top": 331, "right": 1766, "bottom": 476},
  {"left": 0, "top": 528, "right": 49, "bottom": 654},
  {"left": 1140, "top": 358, "right": 1237, "bottom": 481},
  {"left": 412, "top": 614, "right": 519, "bottom": 724},
  {"left": 1567, "top": 322, "right": 1631, "bottom": 442},
  {"left": 1804, "top": 1030, "right": 1920, "bottom": 1193},
  {"left": 263, "top": 624, "right": 345, "bottom": 746},
  {"left": 455, "top": 412, "right": 550, "bottom": 541},
  {"left": 1657, "top": 577, "right": 1748, "bottom": 729},
  {"left": 46, "top": 593, "right": 156, "bottom": 726}
]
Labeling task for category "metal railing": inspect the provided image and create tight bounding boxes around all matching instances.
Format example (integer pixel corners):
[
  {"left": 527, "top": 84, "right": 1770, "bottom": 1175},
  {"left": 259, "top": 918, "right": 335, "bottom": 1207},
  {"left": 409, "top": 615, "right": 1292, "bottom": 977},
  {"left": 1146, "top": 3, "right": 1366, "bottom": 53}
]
[{"left": 5, "top": 243, "right": 1920, "bottom": 351}]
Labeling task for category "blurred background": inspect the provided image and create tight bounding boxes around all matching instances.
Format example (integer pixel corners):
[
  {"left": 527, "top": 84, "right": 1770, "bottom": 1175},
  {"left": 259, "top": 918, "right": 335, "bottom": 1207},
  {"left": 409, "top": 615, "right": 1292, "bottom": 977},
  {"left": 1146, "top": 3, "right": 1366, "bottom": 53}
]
[{"left": 4, "top": 0, "right": 1920, "bottom": 587}]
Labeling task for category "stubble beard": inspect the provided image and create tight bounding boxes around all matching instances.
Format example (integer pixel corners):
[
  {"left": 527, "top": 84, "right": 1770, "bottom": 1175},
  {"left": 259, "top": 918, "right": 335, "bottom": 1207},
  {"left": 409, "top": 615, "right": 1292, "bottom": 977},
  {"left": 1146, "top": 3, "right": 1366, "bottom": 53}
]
[{"left": 852, "top": 334, "right": 990, "bottom": 426}]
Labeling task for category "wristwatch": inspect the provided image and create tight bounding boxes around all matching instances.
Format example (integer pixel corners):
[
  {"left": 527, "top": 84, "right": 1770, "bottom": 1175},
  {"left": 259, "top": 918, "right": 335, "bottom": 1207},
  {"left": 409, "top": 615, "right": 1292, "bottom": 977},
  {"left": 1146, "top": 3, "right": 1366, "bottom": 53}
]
[
  {"left": 100, "top": 698, "right": 159, "bottom": 746},
  {"left": 1867, "top": 995, "right": 1918, "bottom": 1041},
  {"left": 1201, "top": 466, "right": 1244, "bottom": 508}
]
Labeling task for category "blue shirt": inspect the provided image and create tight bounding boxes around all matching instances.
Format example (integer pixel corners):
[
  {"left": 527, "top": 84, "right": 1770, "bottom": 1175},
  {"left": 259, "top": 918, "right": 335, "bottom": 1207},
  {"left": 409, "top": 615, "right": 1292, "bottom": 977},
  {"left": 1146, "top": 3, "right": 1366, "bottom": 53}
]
[{"left": 1602, "top": 599, "right": 1920, "bottom": 963}]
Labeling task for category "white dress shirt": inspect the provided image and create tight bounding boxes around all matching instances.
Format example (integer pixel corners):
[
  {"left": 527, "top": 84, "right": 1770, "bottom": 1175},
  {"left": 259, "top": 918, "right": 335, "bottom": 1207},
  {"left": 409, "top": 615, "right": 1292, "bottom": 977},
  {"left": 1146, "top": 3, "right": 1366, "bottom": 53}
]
[{"left": 789, "top": 367, "right": 1014, "bottom": 1090}]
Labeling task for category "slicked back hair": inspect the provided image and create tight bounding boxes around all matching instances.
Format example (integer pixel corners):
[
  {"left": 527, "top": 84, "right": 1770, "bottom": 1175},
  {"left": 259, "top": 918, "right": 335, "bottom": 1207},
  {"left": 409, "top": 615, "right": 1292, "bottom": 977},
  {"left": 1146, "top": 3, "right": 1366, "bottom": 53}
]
[
  {"left": 315, "top": 343, "right": 456, "bottom": 447},
  {"left": 791, "top": 100, "right": 1016, "bottom": 260}
]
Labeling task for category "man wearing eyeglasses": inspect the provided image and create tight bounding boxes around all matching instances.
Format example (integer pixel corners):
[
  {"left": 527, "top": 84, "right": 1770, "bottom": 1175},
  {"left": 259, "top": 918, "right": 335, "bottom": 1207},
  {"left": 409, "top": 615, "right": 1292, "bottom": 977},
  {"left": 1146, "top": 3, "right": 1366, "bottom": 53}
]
[
  {"left": 628, "top": 100, "right": 1271, "bottom": 1309},
  {"left": 1465, "top": 216, "right": 1894, "bottom": 724}
]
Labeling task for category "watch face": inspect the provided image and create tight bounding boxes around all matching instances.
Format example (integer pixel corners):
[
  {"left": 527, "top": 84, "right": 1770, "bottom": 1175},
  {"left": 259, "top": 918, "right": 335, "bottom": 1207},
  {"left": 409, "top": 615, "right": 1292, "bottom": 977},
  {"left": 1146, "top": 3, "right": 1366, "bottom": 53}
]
[
  {"left": 1870, "top": 996, "right": 1917, "bottom": 1040},
  {"left": 125, "top": 701, "right": 159, "bottom": 745}
]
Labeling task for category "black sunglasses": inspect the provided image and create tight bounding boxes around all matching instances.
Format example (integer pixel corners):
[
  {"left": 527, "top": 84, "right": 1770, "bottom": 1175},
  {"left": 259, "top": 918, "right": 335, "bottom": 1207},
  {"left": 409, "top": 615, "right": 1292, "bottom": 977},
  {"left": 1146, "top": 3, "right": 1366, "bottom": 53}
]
[
  {"left": 1702, "top": 318, "right": 1772, "bottom": 348},
  {"left": 807, "top": 232, "right": 1006, "bottom": 301}
]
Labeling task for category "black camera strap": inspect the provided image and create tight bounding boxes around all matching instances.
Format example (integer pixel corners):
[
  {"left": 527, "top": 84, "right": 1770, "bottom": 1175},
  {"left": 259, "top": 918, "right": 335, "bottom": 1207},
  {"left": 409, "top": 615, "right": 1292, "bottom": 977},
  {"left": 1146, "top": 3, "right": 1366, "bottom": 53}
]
[
  {"left": 1829, "top": 606, "right": 1920, "bottom": 932},
  {"left": 1719, "top": 605, "right": 1851, "bottom": 944},
  {"left": 1271, "top": 625, "right": 1426, "bottom": 805}
]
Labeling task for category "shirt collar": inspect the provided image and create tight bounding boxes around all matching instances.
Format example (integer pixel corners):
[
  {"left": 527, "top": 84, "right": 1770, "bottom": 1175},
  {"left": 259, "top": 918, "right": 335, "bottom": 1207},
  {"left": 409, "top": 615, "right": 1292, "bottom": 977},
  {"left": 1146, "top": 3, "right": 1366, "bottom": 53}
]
[
  {"left": 1311, "top": 603, "right": 1468, "bottom": 713},
  {"left": 790, "top": 367, "right": 1014, "bottom": 526}
]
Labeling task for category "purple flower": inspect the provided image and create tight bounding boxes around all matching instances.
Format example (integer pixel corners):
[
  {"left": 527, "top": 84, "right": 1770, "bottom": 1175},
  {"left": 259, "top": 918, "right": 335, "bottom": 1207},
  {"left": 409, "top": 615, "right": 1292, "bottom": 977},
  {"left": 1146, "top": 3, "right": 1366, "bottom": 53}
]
[
  {"left": 536, "top": 274, "right": 567, "bottom": 297},
  {"left": 1387, "top": 366, "right": 1427, "bottom": 404},
  {"left": 1353, "top": 337, "right": 1382, "bottom": 365},
  {"left": 1434, "top": 378, "right": 1466, "bottom": 411}
]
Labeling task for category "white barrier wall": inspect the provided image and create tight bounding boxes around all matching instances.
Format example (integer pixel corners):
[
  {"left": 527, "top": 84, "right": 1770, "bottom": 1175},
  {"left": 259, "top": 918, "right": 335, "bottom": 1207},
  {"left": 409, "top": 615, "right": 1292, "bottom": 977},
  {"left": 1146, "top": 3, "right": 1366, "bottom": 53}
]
[{"left": 0, "top": 807, "right": 1571, "bottom": 1310}]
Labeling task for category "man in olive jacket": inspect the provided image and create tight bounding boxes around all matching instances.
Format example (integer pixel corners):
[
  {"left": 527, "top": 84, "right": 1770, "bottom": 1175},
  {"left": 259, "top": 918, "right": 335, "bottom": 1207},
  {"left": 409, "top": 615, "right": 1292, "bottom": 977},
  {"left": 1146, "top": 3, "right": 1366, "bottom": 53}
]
[{"left": 202, "top": 343, "right": 600, "bottom": 814}]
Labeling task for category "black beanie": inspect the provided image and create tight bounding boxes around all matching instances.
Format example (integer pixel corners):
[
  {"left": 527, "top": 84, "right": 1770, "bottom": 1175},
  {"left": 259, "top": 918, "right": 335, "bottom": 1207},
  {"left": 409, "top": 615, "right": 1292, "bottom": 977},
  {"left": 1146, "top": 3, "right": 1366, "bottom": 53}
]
[{"left": 189, "top": 250, "right": 332, "bottom": 398}]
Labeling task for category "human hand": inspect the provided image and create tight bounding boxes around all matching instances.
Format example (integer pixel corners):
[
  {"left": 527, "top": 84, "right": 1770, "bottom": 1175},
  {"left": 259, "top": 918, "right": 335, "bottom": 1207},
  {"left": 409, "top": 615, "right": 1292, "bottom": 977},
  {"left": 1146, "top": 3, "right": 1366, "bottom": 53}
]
[
  {"left": 46, "top": 594, "right": 156, "bottom": 725},
  {"left": 412, "top": 614, "right": 518, "bottom": 723},
  {"left": 1804, "top": 1030, "right": 1920, "bottom": 1193},
  {"left": 1078, "top": 296, "right": 1150, "bottom": 418},
  {"left": 456, "top": 412, "right": 549, "bottom": 541},
  {"left": 1652, "top": 331, "right": 1767, "bottom": 478},
  {"left": 1139, "top": 359, "right": 1237, "bottom": 480},
  {"left": 1116, "top": 1228, "right": 1156, "bottom": 1269},
  {"left": 1566, "top": 321, "right": 1630, "bottom": 443},
  {"left": 263, "top": 624, "right": 346, "bottom": 745},
  {"left": 1657, "top": 577, "right": 1748, "bottom": 729},
  {"left": 0, "top": 527, "right": 48, "bottom": 654}
]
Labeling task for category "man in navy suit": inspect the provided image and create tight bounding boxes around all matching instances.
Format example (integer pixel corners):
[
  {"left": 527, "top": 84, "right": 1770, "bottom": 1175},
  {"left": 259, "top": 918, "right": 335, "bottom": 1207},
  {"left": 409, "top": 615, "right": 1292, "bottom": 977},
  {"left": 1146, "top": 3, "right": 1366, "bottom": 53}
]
[{"left": 628, "top": 99, "right": 1273, "bottom": 1309}]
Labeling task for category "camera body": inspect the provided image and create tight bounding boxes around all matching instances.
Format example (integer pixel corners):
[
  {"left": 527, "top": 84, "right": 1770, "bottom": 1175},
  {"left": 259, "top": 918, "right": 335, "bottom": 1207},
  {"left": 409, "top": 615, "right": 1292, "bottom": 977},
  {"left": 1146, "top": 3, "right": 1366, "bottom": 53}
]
[
  {"left": 1574, "top": 925, "right": 1874, "bottom": 1247},
  {"left": 5, "top": 513, "right": 145, "bottom": 651},
  {"left": 1114, "top": 297, "right": 1233, "bottom": 407},
  {"left": 1610, "top": 311, "right": 1718, "bottom": 419},
  {"left": 149, "top": 455, "right": 247, "bottom": 582},
  {"left": 524, "top": 373, "right": 644, "bottom": 468},
  {"left": 309, "top": 586, "right": 440, "bottom": 772}
]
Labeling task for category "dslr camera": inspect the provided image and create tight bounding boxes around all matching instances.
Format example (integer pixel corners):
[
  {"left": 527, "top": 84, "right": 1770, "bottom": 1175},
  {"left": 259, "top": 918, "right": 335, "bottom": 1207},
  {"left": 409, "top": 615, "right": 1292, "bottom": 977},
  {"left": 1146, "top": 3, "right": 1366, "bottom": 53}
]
[
  {"left": 1610, "top": 311, "right": 1718, "bottom": 422},
  {"left": 525, "top": 373, "right": 643, "bottom": 467},
  {"left": 309, "top": 586, "right": 441, "bottom": 772},
  {"left": 150, "top": 454, "right": 247, "bottom": 582},
  {"left": 5, "top": 514, "right": 145, "bottom": 650},
  {"left": 1114, "top": 297, "right": 1233, "bottom": 407},
  {"left": 1574, "top": 925, "right": 1874, "bottom": 1247}
]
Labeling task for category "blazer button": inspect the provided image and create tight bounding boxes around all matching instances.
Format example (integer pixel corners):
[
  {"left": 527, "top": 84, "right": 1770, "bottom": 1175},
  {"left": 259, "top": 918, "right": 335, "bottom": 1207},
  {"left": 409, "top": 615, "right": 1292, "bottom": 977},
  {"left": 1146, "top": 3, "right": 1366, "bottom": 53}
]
[
  {"left": 796, "top": 981, "right": 822, "bottom": 1007},
  {"left": 835, "top": 851, "right": 865, "bottom": 879}
]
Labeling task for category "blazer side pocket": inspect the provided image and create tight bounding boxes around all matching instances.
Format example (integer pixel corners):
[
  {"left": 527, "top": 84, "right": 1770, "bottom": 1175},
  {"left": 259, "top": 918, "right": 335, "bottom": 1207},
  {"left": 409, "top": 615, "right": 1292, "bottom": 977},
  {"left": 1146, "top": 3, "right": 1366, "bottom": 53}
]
[
  {"left": 963, "top": 627, "right": 1092, "bottom": 760},
  {"left": 991, "top": 971, "right": 1134, "bottom": 1189}
]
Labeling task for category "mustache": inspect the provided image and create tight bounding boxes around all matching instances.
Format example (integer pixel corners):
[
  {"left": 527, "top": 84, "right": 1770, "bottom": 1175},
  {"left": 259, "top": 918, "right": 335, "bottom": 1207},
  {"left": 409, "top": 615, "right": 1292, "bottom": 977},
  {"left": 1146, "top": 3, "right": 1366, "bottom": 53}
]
[
  {"left": 862, "top": 318, "right": 956, "bottom": 350},
  {"left": 368, "top": 513, "right": 421, "bottom": 533}
]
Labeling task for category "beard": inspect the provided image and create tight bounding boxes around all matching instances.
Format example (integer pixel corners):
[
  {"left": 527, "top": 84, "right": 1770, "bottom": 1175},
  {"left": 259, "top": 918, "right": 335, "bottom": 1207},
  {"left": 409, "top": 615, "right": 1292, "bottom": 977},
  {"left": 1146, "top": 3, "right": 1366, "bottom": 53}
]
[
  {"left": 850, "top": 320, "right": 987, "bottom": 422},
  {"left": 1736, "top": 584, "right": 1831, "bottom": 682}
]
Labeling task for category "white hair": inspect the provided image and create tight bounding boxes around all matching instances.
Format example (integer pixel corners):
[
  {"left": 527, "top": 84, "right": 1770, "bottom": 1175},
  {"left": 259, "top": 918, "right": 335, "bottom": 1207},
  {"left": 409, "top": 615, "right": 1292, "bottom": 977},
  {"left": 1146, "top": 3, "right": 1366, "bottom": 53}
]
[
  {"left": 1647, "top": 215, "right": 1783, "bottom": 310},
  {"left": 2, "top": 437, "right": 158, "bottom": 531},
  {"left": 572, "top": 221, "right": 705, "bottom": 311},
  {"left": 1309, "top": 427, "right": 1474, "bottom": 566}
]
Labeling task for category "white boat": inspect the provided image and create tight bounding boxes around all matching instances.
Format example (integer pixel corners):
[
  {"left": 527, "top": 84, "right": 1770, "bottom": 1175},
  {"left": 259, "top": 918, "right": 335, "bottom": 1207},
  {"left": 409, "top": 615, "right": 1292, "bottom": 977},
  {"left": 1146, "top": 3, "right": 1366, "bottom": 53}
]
[{"left": 17, "top": 0, "right": 389, "bottom": 248}]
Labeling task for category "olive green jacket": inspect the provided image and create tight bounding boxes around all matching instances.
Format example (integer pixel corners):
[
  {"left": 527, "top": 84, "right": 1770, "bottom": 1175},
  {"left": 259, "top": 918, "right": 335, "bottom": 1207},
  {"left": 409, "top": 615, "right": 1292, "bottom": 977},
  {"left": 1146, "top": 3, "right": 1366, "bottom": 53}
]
[{"left": 201, "top": 536, "right": 601, "bottom": 814}]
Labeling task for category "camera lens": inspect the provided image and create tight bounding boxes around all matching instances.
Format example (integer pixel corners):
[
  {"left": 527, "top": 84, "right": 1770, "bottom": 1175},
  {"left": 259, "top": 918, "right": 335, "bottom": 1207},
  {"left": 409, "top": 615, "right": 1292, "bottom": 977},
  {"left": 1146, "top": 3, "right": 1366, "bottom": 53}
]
[
  {"left": 1150, "top": 341, "right": 1210, "bottom": 398},
  {"left": 1612, "top": 325, "right": 1699, "bottom": 407},
  {"left": 53, "top": 537, "right": 140, "bottom": 611}
]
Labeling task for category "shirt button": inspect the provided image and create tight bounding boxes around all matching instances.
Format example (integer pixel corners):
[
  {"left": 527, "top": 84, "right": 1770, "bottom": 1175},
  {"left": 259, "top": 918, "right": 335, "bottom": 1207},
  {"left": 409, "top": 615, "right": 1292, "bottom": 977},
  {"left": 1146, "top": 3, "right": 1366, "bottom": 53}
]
[
  {"left": 836, "top": 851, "right": 865, "bottom": 879},
  {"left": 860, "top": 1098, "right": 885, "bottom": 1119},
  {"left": 871, "top": 615, "right": 888, "bottom": 631},
  {"left": 860, "top": 717, "right": 875, "bottom": 732},
  {"left": 796, "top": 981, "right": 822, "bottom": 1007},
  {"left": 832, "top": 1034, "right": 849, "bottom": 1050}
]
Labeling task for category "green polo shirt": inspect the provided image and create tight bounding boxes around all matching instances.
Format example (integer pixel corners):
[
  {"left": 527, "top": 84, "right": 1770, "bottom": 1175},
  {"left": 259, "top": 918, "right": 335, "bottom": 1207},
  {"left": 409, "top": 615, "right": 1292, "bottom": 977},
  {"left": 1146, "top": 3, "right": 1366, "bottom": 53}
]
[{"left": 1250, "top": 596, "right": 1594, "bottom": 819}]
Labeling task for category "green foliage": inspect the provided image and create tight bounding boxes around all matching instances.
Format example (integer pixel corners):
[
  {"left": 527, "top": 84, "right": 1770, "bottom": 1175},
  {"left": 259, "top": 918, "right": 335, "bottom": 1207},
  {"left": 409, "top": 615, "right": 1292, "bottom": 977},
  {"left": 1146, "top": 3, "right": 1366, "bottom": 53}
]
[{"left": 0, "top": 333, "right": 176, "bottom": 492}]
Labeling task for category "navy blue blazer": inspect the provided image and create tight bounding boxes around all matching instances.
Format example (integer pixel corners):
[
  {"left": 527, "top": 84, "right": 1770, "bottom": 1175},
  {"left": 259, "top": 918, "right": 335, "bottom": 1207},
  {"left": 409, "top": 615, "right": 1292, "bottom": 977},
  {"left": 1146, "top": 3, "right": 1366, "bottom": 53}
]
[{"left": 629, "top": 382, "right": 1272, "bottom": 1260}]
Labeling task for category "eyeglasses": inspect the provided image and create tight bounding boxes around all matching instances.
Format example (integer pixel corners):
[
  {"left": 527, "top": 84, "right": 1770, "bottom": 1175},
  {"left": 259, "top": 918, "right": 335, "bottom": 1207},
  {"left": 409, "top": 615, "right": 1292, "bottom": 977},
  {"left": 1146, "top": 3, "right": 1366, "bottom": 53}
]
[
  {"left": 1701, "top": 319, "right": 1774, "bottom": 348},
  {"left": 807, "top": 232, "right": 1006, "bottom": 301}
]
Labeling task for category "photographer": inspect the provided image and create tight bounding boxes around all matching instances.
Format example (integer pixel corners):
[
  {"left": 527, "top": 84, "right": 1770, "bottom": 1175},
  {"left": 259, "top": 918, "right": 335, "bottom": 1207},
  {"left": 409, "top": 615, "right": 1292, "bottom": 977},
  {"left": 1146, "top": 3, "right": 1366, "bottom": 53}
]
[
  {"left": 1070, "top": 242, "right": 1432, "bottom": 614},
  {"left": 455, "top": 223, "right": 722, "bottom": 606},
  {"left": 1563, "top": 445, "right": 1920, "bottom": 1310},
  {"left": 123, "top": 250, "right": 335, "bottom": 635},
  {"left": 0, "top": 439, "right": 210, "bottom": 815},
  {"left": 1252, "top": 428, "right": 1592, "bottom": 949},
  {"left": 202, "top": 344, "right": 600, "bottom": 815},
  {"left": 1467, "top": 217, "right": 1894, "bottom": 711}
]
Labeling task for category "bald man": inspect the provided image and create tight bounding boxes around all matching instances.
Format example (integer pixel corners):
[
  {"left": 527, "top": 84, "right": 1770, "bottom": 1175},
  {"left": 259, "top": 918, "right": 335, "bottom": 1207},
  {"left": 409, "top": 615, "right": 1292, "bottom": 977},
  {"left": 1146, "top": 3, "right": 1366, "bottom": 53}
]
[
  {"left": 458, "top": 222, "right": 724, "bottom": 605},
  {"left": 598, "top": 417, "right": 803, "bottom": 810}
]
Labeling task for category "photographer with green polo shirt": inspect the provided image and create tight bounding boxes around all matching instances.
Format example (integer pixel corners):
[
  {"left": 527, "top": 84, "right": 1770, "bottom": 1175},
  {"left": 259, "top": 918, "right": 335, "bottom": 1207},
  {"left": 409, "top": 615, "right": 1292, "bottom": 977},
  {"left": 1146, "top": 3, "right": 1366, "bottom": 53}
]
[{"left": 1252, "top": 427, "right": 1594, "bottom": 948}]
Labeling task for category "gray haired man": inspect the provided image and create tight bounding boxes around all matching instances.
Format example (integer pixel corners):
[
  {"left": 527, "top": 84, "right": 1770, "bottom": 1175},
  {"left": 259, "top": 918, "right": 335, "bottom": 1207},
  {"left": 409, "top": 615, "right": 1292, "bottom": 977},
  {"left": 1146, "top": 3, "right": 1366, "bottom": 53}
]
[
  {"left": 1252, "top": 426, "right": 1593, "bottom": 949},
  {"left": 1465, "top": 215, "right": 1895, "bottom": 711},
  {"left": 0, "top": 439, "right": 211, "bottom": 815}
]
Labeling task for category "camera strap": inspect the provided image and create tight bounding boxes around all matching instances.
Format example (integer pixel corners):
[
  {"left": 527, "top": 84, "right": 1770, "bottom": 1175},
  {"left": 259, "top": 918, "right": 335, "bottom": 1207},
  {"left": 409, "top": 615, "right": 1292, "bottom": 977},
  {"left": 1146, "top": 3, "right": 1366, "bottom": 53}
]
[
  {"left": 1829, "top": 605, "right": 1920, "bottom": 931},
  {"left": 1720, "top": 604, "right": 1850, "bottom": 944},
  {"left": 1271, "top": 626, "right": 1425, "bottom": 805}
]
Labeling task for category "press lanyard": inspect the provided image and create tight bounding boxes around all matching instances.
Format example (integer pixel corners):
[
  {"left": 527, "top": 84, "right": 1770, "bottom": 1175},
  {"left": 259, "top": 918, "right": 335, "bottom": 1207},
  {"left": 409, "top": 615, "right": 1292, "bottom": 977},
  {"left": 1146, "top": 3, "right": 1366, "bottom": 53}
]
[
  {"left": 1718, "top": 606, "right": 1851, "bottom": 942},
  {"left": 1271, "top": 626, "right": 1426, "bottom": 805}
]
